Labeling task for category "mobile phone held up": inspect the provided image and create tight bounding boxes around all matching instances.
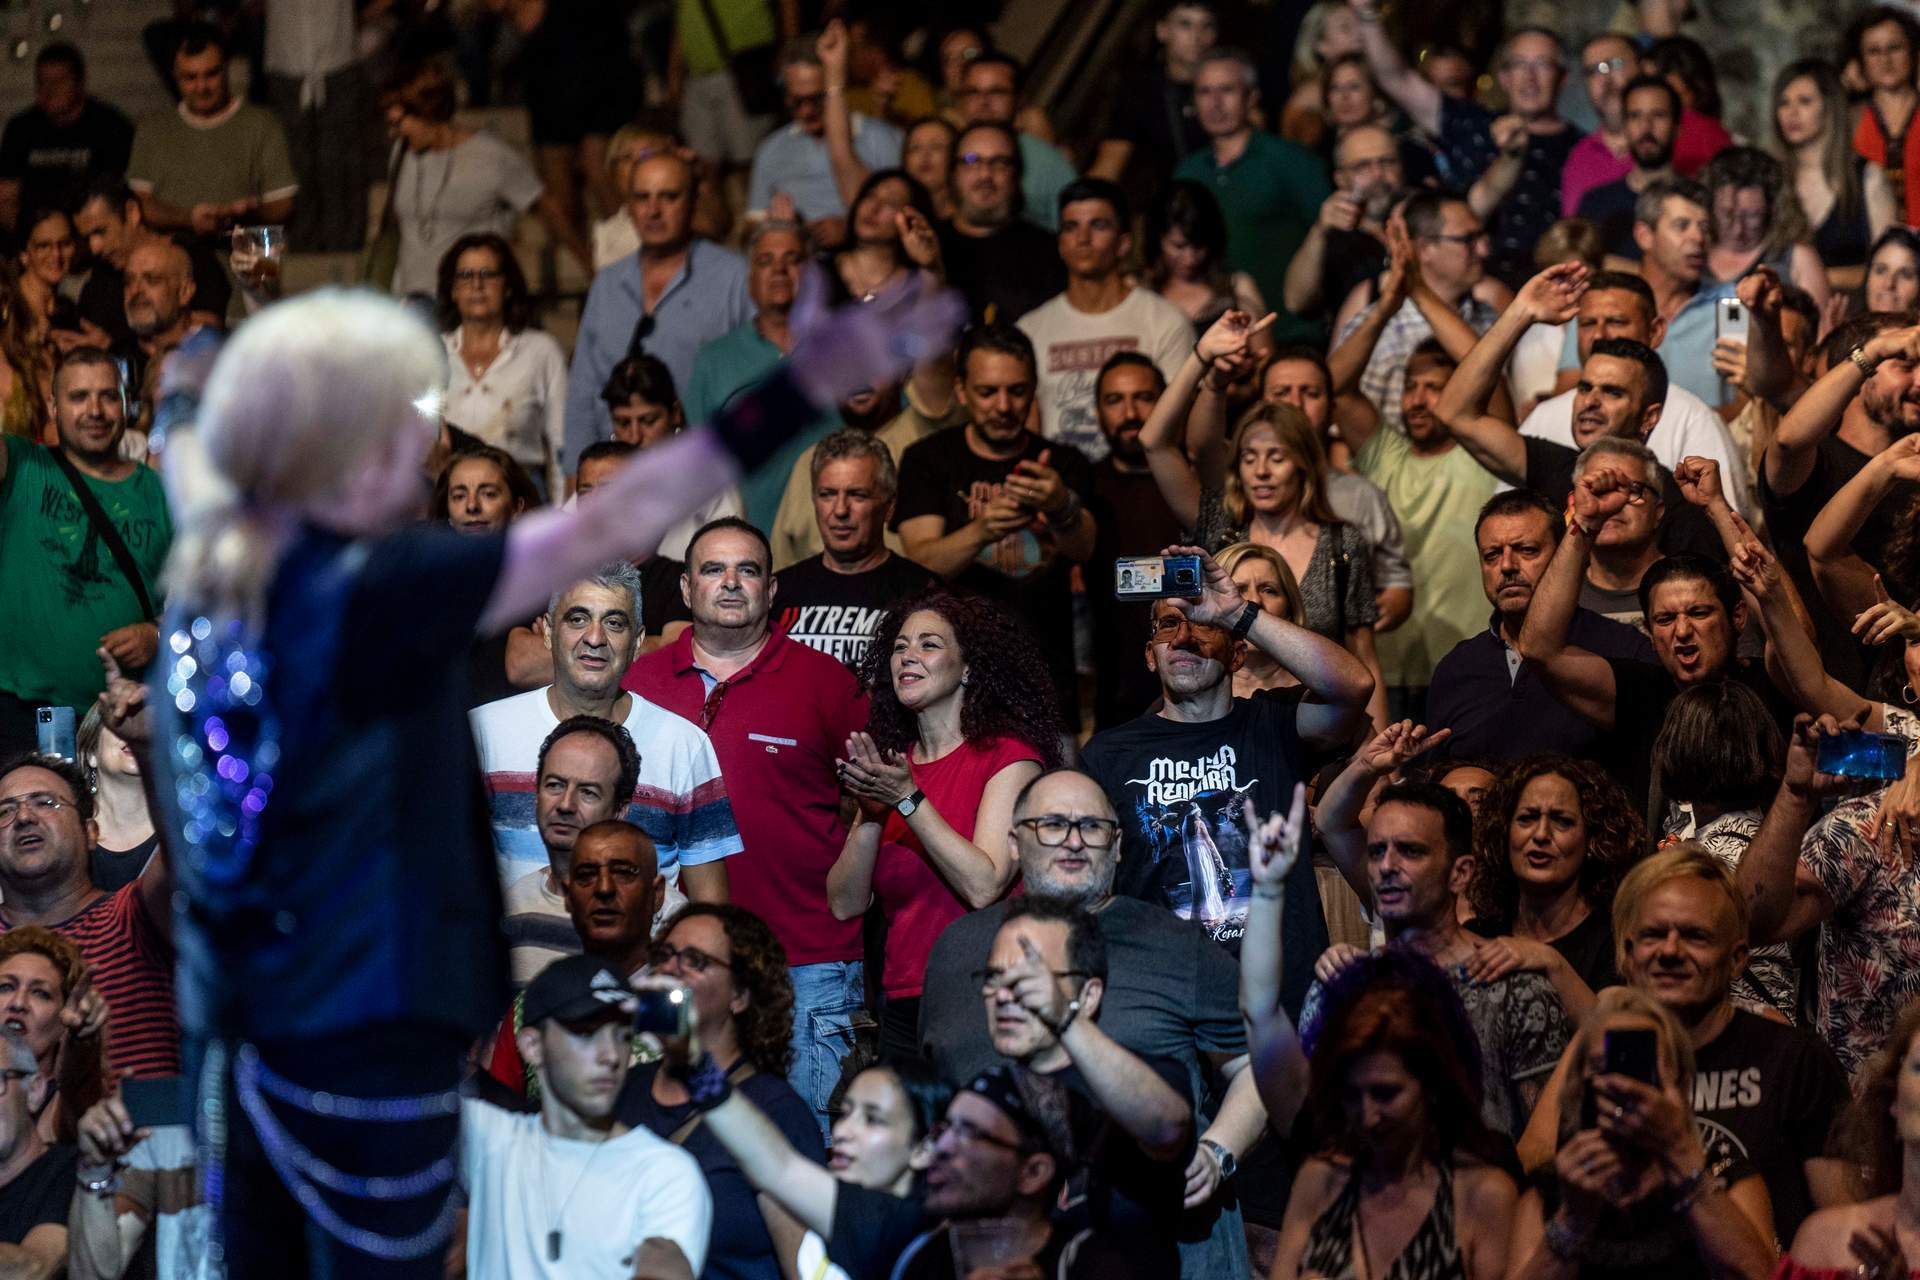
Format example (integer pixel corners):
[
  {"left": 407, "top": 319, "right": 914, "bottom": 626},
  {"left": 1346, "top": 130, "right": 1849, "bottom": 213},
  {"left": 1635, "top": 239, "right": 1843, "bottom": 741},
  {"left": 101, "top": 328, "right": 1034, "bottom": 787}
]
[
  {"left": 1715, "top": 296, "right": 1750, "bottom": 344},
  {"left": 633, "top": 985, "right": 692, "bottom": 1039},
  {"left": 35, "top": 706, "right": 75, "bottom": 762},
  {"left": 1579, "top": 1028, "right": 1661, "bottom": 1129},
  {"left": 1815, "top": 729, "right": 1909, "bottom": 782},
  {"left": 1115, "top": 554, "right": 1202, "bottom": 602}
]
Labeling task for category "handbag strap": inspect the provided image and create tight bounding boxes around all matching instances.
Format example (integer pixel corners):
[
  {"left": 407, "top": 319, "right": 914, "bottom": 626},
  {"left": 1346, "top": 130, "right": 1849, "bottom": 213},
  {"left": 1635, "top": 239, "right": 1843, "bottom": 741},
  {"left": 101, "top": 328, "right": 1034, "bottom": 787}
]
[
  {"left": 665, "top": 1059, "right": 757, "bottom": 1146},
  {"left": 49, "top": 447, "right": 155, "bottom": 619},
  {"left": 692, "top": 0, "right": 738, "bottom": 64}
]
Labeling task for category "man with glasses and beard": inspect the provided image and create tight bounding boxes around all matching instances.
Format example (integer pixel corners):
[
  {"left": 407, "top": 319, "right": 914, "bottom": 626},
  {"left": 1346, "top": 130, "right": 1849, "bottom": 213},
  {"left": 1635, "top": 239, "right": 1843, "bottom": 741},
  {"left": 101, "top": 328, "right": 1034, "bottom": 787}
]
[
  {"left": 1281, "top": 122, "right": 1403, "bottom": 323},
  {"left": 935, "top": 121, "right": 1065, "bottom": 325}
]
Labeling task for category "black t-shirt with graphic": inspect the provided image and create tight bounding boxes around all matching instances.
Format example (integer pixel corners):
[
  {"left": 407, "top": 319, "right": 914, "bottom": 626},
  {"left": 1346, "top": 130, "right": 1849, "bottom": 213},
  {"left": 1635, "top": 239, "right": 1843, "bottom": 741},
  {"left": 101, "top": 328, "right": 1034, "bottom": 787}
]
[
  {"left": 0, "top": 98, "right": 132, "bottom": 220},
  {"left": 894, "top": 427, "right": 1095, "bottom": 722},
  {"left": 1080, "top": 688, "right": 1324, "bottom": 1016},
  {"left": 774, "top": 553, "right": 938, "bottom": 670},
  {"left": 1691, "top": 1007, "right": 1849, "bottom": 1245}
]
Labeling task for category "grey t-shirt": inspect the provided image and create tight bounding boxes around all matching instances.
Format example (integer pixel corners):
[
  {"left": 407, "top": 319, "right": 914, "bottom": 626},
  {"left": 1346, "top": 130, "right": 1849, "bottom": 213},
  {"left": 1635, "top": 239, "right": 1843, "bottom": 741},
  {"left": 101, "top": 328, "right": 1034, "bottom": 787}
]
[
  {"left": 390, "top": 131, "right": 544, "bottom": 296},
  {"left": 127, "top": 102, "right": 297, "bottom": 213}
]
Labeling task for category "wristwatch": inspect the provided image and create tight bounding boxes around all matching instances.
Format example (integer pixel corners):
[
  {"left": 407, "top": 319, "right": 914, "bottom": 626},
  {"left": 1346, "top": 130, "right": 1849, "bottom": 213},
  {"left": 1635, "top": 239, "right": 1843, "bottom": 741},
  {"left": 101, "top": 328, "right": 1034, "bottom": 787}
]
[
  {"left": 1199, "top": 1138, "right": 1238, "bottom": 1180},
  {"left": 1229, "top": 601, "right": 1260, "bottom": 640},
  {"left": 1851, "top": 343, "right": 1882, "bottom": 378},
  {"left": 896, "top": 789, "right": 926, "bottom": 819}
]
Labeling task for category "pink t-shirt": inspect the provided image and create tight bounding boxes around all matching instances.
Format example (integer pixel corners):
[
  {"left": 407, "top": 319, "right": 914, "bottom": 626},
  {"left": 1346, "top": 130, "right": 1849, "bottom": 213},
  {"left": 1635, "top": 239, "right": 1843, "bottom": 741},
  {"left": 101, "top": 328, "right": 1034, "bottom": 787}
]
[
  {"left": 870, "top": 736, "right": 1044, "bottom": 998},
  {"left": 1561, "top": 131, "right": 1630, "bottom": 218},
  {"left": 1673, "top": 108, "right": 1732, "bottom": 177}
]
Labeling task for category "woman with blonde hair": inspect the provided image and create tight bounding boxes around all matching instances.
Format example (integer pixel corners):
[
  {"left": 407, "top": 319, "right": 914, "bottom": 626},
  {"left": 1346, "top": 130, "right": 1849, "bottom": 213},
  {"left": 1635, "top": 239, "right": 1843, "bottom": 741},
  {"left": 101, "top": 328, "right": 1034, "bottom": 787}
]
[{"left": 1216, "top": 541, "right": 1305, "bottom": 697}]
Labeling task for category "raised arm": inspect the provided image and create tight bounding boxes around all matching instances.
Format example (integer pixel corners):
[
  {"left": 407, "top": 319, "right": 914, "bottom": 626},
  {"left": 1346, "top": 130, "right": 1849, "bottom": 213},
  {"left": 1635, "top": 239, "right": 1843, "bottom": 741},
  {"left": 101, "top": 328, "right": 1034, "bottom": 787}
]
[
  {"left": 1467, "top": 116, "right": 1529, "bottom": 220},
  {"left": 1327, "top": 226, "right": 1413, "bottom": 399},
  {"left": 1142, "top": 312, "right": 1272, "bottom": 524},
  {"left": 1805, "top": 435, "right": 1920, "bottom": 620},
  {"left": 486, "top": 275, "right": 963, "bottom": 632},
  {"left": 1738, "top": 715, "right": 1845, "bottom": 946},
  {"left": 1314, "top": 721, "right": 1451, "bottom": 900},
  {"left": 817, "top": 23, "right": 872, "bottom": 210},
  {"left": 95, "top": 651, "right": 173, "bottom": 948},
  {"left": 1513, "top": 467, "right": 1631, "bottom": 730},
  {"left": 1766, "top": 322, "right": 1920, "bottom": 500},
  {"left": 1346, "top": 0, "right": 1441, "bottom": 136},
  {"left": 1730, "top": 267, "right": 1804, "bottom": 413},
  {"left": 698, "top": 1087, "right": 844, "bottom": 1237},
  {"left": 1434, "top": 263, "right": 1587, "bottom": 484},
  {"left": 1238, "top": 785, "right": 1313, "bottom": 1131}
]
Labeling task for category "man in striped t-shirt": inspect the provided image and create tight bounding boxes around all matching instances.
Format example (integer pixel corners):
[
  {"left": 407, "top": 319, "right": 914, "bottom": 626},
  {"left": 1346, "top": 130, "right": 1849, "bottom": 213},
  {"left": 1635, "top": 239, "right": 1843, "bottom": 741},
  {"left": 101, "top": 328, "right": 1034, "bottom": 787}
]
[{"left": 0, "top": 754, "right": 176, "bottom": 1079}]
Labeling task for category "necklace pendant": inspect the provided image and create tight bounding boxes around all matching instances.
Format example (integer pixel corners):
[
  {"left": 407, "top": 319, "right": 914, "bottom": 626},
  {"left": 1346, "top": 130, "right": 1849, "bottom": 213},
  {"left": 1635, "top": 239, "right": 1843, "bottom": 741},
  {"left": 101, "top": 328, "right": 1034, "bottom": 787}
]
[{"left": 548, "top": 1229, "right": 562, "bottom": 1261}]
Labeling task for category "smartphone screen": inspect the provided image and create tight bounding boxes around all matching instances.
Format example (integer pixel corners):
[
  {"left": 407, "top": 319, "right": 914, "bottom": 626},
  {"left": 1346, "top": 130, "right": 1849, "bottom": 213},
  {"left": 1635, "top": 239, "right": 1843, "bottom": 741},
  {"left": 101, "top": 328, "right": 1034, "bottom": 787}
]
[
  {"left": 121, "top": 1075, "right": 189, "bottom": 1130},
  {"left": 1603, "top": 1028, "right": 1661, "bottom": 1086}
]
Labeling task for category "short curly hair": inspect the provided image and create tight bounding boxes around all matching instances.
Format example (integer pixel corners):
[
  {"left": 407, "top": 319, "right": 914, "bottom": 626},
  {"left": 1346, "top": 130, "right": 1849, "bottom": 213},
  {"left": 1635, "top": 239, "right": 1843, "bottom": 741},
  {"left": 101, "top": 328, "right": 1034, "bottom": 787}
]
[
  {"left": 659, "top": 903, "right": 795, "bottom": 1077},
  {"left": 857, "top": 590, "right": 1063, "bottom": 767},
  {"left": 0, "top": 927, "right": 85, "bottom": 1001},
  {"left": 1468, "top": 755, "right": 1648, "bottom": 923}
]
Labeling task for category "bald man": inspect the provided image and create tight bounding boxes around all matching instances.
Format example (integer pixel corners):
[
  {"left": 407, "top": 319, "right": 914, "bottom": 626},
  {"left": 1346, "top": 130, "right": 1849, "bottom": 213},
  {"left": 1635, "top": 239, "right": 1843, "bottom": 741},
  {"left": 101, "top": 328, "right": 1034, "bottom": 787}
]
[
  {"left": 563, "top": 153, "right": 752, "bottom": 471},
  {"left": 123, "top": 238, "right": 194, "bottom": 348}
]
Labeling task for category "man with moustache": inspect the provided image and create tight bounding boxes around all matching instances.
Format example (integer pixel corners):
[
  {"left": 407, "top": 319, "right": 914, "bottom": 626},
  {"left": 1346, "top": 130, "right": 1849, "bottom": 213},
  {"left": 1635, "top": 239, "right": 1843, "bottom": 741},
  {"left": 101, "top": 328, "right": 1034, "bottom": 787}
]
[
  {"left": 1281, "top": 122, "right": 1403, "bottom": 322},
  {"left": 0, "top": 348, "right": 168, "bottom": 756},
  {"left": 1576, "top": 76, "right": 1682, "bottom": 260},
  {"left": 936, "top": 120, "right": 1065, "bottom": 324}
]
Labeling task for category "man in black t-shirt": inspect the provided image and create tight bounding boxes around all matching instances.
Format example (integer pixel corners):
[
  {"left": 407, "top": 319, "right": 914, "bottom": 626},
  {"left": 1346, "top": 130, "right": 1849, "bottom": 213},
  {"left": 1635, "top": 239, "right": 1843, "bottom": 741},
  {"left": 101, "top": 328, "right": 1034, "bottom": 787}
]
[
  {"left": 0, "top": 43, "right": 132, "bottom": 232},
  {"left": 1081, "top": 548, "right": 1372, "bottom": 999},
  {"left": 1086, "top": 353, "right": 1188, "bottom": 729},
  {"left": 71, "top": 175, "right": 231, "bottom": 348},
  {"left": 1517, "top": 847, "right": 1849, "bottom": 1245},
  {"left": 0, "top": 1029, "right": 73, "bottom": 1264},
  {"left": 935, "top": 122, "right": 1065, "bottom": 325},
  {"left": 896, "top": 325, "right": 1096, "bottom": 725},
  {"left": 774, "top": 428, "right": 935, "bottom": 669}
]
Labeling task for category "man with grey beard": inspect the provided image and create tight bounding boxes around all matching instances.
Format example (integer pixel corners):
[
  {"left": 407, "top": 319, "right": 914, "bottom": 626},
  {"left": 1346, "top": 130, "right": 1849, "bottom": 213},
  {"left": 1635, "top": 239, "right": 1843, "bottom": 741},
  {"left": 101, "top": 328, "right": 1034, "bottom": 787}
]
[
  {"left": 917, "top": 767, "right": 1277, "bottom": 1280},
  {"left": 1280, "top": 122, "right": 1403, "bottom": 322}
]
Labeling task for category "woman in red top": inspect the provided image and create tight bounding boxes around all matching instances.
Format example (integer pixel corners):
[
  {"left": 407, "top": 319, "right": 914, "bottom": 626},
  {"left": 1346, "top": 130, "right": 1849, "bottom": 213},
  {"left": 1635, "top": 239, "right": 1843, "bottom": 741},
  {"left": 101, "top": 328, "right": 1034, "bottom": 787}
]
[
  {"left": 1779, "top": 1000, "right": 1920, "bottom": 1280},
  {"left": 828, "top": 590, "right": 1060, "bottom": 1057},
  {"left": 1850, "top": 7, "right": 1920, "bottom": 226}
]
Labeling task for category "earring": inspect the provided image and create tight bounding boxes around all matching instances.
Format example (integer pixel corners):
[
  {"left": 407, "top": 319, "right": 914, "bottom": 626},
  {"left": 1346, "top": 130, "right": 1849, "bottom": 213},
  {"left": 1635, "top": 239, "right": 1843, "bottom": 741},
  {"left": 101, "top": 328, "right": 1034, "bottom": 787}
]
[
  {"left": 1904, "top": 683, "right": 1918, "bottom": 707},
  {"left": 960, "top": 672, "right": 971, "bottom": 687}
]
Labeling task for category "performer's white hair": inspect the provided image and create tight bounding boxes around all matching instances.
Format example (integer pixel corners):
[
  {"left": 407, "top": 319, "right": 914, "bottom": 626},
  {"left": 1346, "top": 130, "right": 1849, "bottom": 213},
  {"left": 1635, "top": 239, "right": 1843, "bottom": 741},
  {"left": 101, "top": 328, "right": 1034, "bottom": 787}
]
[{"left": 163, "top": 289, "right": 448, "bottom": 623}]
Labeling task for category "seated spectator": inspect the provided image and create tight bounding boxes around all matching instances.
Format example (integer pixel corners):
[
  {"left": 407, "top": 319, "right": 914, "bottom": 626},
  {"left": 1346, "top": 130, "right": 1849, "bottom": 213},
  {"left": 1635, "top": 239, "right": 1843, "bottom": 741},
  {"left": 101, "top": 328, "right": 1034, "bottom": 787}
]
[
  {"left": 1774, "top": 59, "right": 1895, "bottom": 291},
  {"left": 1850, "top": 6, "right": 1920, "bottom": 225},
  {"left": 563, "top": 152, "right": 751, "bottom": 470},
  {"left": 957, "top": 52, "right": 1075, "bottom": 234},
  {"left": 126, "top": 23, "right": 296, "bottom": 246},
  {"left": 621, "top": 904, "right": 824, "bottom": 1280},
  {"left": 1289, "top": 781, "right": 1572, "bottom": 1138},
  {"left": 1174, "top": 47, "right": 1330, "bottom": 341},
  {"left": 1515, "top": 846, "right": 1850, "bottom": 1245},
  {"left": 1329, "top": 191, "right": 1507, "bottom": 434},
  {"left": 0, "top": 42, "right": 131, "bottom": 232},
  {"left": 1574, "top": 76, "right": 1682, "bottom": 261},
  {"left": 1081, "top": 547, "right": 1372, "bottom": 976},
  {"left": 0, "top": 347, "right": 168, "bottom": 759},
  {"left": 71, "top": 176, "right": 227, "bottom": 350},
  {"left": 831, "top": 590, "right": 1054, "bottom": 1055},
  {"left": 918, "top": 766, "right": 1272, "bottom": 1278},
  {"left": 771, "top": 429, "right": 936, "bottom": 668},
  {"left": 1506, "top": 989, "right": 1775, "bottom": 1280},
  {"left": 461, "top": 954, "right": 711, "bottom": 1276},
  {"left": 603, "top": 355, "right": 744, "bottom": 557},
  {"left": 1279, "top": 125, "right": 1398, "bottom": 326},
  {"left": 934, "top": 121, "right": 1065, "bottom": 325},
  {"left": 0, "top": 1029, "right": 71, "bottom": 1270},
  {"left": 1269, "top": 950, "right": 1519, "bottom": 1280},
  {"left": 747, "top": 37, "right": 901, "bottom": 229},
  {"left": 1704, "top": 146, "right": 1831, "bottom": 310},
  {"left": 1217, "top": 542, "right": 1306, "bottom": 696},
  {"left": 0, "top": 753, "right": 175, "bottom": 1080},
  {"left": 1464, "top": 755, "right": 1645, "bottom": 1016},
  {"left": 77, "top": 704, "right": 156, "bottom": 894},
  {"left": 1865, "top": 225, "right": 1920, "bottom": 314},
  {"left": 0, "top": 927, "right": 103, "bottom": 1143},
  {"left": 1018, "top": 178, "right": 1191, "bottom": 460},
  {"left": 438, "top": 233, "right": 570, "bottom": 501},
  {"left": 470, "top": 566, "right": 740, "bottom": 924},
  {"left": 484, "top": 817, "right": 663, "bottom": 1101},
  {"left": 1645, "top": 36, "right": 1736, "bottom": 177},
  {"left": 1147, "top": 179, "right": 1269, "bottom": 334},
  {"left": 1561, "top": 34, "right": 1638, "bottom": 217}
]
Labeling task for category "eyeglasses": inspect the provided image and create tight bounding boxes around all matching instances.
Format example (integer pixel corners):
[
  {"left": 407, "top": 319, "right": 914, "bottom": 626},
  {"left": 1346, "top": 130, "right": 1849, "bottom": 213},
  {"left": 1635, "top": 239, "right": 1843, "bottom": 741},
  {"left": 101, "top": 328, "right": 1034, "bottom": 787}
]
[
  {"left": 568, "top": 861, "right": 651, "bottom": 886},
  {"left": 972, "top": 965, "right": 1093, "bottom": 989},
  {"left": 454, "top": 268, "right": 502, "bottom": 286},
  {"left": 957, "top": 151, "right": 1018, "bottom": 173},
  {"left": 787, "top": 92, "right": 826, "bottom": 110},
  {"left": 929, "top": 1116, "right": 1027, "bottom": 1153},
  {"left": 1584, "top": 57, "right": 1631, "bottom": 77},
  {"left": 1149, "top": 613, "right": 1221, "bottom": 639},
  {"left": 649, "top": 942, "right": 731, "bottom": 975},
  {"left": 0, "top": 794, "right": 68, "bottom": 828},
  {"left": 1013, "top": 815, "right": 1120, "bottom": 848},
  {"left": 1337, "top": 156, "right": 1398, "bottom": 176}
]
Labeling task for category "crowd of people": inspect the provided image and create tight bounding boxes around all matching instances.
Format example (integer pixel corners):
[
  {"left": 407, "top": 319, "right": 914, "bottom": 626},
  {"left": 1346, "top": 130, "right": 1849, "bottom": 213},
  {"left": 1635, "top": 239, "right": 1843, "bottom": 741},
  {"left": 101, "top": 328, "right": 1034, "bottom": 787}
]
[{"left": 16, "top": 0, "right": 1920, "bottom": 1277}]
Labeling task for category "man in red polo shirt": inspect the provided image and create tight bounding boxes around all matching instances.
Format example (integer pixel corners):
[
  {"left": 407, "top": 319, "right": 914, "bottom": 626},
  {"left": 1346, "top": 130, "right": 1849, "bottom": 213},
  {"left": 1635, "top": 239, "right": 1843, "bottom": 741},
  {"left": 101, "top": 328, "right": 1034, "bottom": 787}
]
[{"left": 623, "top": 516, "right": 869, "bottom": 1137}]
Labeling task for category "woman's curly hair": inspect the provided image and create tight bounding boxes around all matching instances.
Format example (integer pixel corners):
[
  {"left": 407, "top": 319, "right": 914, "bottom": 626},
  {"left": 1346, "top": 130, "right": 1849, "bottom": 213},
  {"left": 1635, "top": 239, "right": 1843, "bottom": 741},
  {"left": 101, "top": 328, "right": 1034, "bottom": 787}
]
[
  {"left": 659, "top": 904, "right": 795, "bottom": 1077},
  {"left": 856, "top": 589, "right": 1063, "bottom": 768},
  {"left": 1467, "top": 754, "right": 1648, "bottom": 923}
]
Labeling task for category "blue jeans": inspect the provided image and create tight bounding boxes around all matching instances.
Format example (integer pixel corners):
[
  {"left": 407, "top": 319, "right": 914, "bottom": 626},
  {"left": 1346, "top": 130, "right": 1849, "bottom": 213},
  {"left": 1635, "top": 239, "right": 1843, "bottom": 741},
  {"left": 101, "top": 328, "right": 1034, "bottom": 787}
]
[{"left": 788, "top": 960, "right": 870, "bottom": 1143}]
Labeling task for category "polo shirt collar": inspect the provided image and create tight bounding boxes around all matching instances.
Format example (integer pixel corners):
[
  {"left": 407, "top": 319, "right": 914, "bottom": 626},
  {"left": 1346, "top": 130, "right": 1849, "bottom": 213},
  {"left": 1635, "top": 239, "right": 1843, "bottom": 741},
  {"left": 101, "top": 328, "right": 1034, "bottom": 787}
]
[{"left": 672, "top": 625, "right": 792, "bottom": 683}]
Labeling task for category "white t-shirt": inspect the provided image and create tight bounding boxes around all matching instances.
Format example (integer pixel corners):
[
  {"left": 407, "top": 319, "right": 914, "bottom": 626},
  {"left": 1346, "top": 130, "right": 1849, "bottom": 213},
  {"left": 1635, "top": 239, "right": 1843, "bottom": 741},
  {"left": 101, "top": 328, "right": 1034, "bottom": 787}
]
[
  {"left": 1515, "top": 384, "right": 1757, "bottom": 521},
  {"left": 1017, "top": 286, "right": 1193, "bottom": 462},
  {"left": 461, "top": 1100, "right": 712, "bottom": 1279},
  {"left": 469, "top": 686, "right": 743, "bottom": 888}
]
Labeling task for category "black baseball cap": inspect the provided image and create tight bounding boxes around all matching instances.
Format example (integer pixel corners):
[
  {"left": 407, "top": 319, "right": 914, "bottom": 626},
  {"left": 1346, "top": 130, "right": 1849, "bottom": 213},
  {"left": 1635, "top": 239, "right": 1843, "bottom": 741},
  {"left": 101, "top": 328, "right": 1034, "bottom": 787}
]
[{"left": 521, "top": 954, "right": 638, "bottom": 1029}]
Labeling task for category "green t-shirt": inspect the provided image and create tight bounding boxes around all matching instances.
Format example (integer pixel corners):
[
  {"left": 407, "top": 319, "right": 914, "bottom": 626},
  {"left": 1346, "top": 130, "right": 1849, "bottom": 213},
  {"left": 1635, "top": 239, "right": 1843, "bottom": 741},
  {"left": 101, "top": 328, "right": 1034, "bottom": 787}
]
[
  {"left": 127, "top": 103, "right": 298, "bottom": 213},
  {"left": 1353, "top": 427, "right": 1498, "bottom": 689},
  {"left": 0, "top": 437, "right": 171, "bottom": 707},
  {"left": 1173, "top": 130, "right": 1330, "bottom": 342},
  {"left": 675, "top": 0, "right": 777, "bottom": 77}
]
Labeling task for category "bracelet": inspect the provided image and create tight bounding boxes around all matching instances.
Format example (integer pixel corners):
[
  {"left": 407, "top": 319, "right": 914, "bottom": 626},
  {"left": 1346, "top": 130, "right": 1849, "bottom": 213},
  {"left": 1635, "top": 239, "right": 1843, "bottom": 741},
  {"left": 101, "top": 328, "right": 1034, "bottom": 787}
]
[
  {"left": 1195, "top": 342, "right": 1217, "bottom": 368},
  {"left": 1669, "top": 1165, "right": 1711, "bottom": 1214},
  {"left": 1542, "top": 1214, "right": 1587, "bottom": 1261},
  {"left": 1251, "top": 885, "right": 1285, "bottom": 900},
  {"left": 77, "top": 1163, "right": 121, "bottom": 1196},
  {"left": 1039, "top": 995, "right": 1084, "bottom": 1040},
  {"left": 685, "top": 1052, "right": 734, "bottom": 1112},
  {"left": 1047, "top": 489, "right": 1084, "bottom": 527}
]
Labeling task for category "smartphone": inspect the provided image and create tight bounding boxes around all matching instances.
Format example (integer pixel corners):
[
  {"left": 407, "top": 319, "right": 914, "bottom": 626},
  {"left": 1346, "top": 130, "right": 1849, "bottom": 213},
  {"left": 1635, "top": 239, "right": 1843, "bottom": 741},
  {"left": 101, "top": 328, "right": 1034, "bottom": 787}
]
[
  {"left": 34, "top": 707, "right": 75, "bottom": 762},
  {"left": 1115, "top": 554, "right": 1202, "bottom": 602},
  {"left": 1603, "top": 1028, "right": 1661, "bottom": 1086},
  {"left": 632, "top": 985, "right": 691, "bottom": 1039},
  {"left": 1816, "top": 729, "right": 1909, "bottom": 781},
  {"left": 121, "top": 1075, "right": 189, "bottom": 1130},
  {"left": 1716, "top": 296, "right": 1750, "bottom": 343}
]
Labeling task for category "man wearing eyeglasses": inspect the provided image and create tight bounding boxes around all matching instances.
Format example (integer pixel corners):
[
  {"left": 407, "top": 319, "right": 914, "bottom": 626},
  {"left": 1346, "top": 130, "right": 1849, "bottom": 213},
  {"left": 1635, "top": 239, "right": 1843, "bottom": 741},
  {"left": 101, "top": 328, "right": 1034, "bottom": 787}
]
[
  {"left": 957, "top": 52, "right": 1075, "bottom": 234},
  {"left": 934, "top": 121, "right": 1064, "bottom": 325},
  {"left": 1281, "top": 123, "right": 1403, "bottom": 324},
  {"left": 745, "top": 38, "right": 901, "bottom": 231},
  {"left": 0, "top": 1028, "right": 70, "bottom": 1272},
  {"left": 917, "top": 766, "right": 1278, "bottom": 1280},
  {"left": 1561, "top": 34, "right": 1639, "bottom": 217}
]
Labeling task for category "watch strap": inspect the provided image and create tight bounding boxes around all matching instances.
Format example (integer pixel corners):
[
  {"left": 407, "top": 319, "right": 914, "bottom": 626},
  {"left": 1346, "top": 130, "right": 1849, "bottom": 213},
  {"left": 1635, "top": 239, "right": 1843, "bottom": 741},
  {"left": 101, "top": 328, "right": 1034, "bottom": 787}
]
[
  {"left": 1852, "top": 344, "right": 1881, "bottom": 378},
  {"left": 896, "top": 788, "right": 926, "bottom": 817},
  {"left": 1229, "top": 601, "right": 1259, "bottom": 640}
]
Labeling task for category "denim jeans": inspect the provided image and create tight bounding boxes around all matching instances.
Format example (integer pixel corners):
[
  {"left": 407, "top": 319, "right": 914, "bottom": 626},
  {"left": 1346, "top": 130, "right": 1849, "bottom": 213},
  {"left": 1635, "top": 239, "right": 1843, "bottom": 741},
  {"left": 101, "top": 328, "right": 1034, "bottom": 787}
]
[{"left": 787, "top": 960, "right": 870, "bottom": 1143}]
